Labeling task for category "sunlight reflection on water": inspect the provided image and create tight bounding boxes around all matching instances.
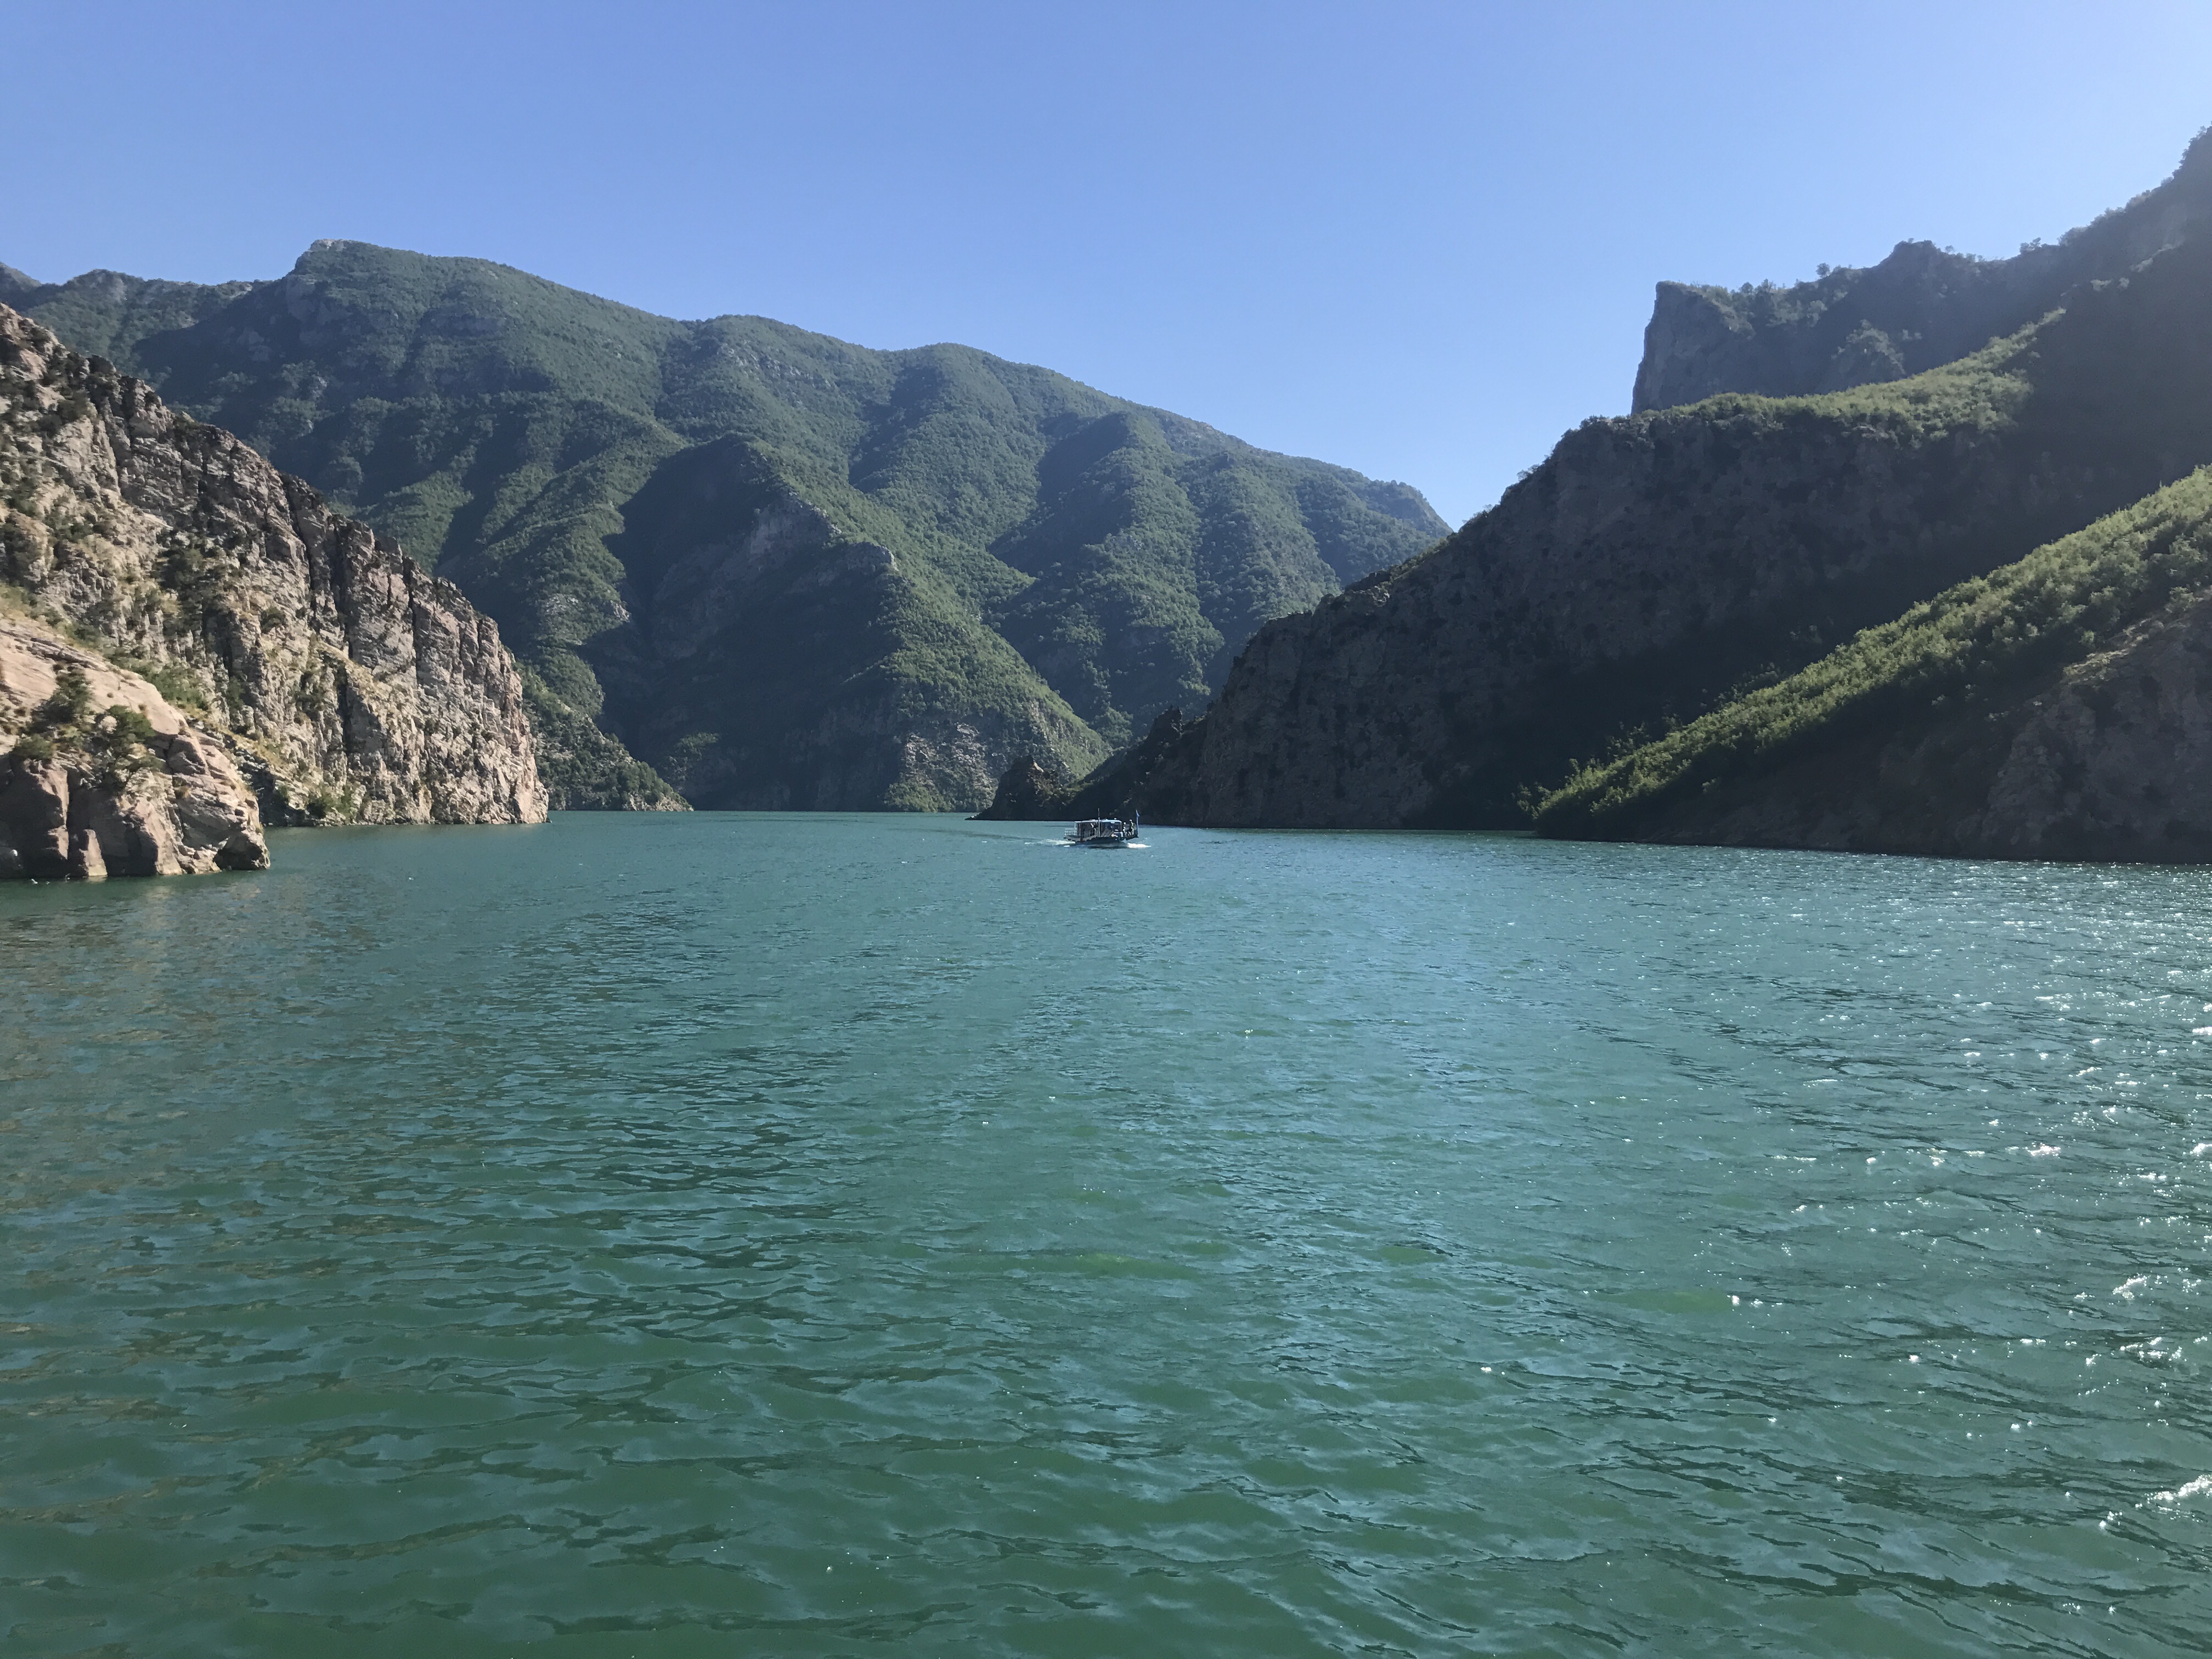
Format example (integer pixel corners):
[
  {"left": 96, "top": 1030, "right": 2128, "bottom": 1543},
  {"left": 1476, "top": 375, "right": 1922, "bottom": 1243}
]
[{"left": 3, "top": 814, "right": 2210, "bottom": 1656}]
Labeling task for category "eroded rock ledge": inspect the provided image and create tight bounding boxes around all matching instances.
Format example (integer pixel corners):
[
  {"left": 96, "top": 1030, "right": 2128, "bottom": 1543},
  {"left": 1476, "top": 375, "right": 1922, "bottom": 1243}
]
[{"left": 0, "top": 617, "right": 266, "bottom": 878}]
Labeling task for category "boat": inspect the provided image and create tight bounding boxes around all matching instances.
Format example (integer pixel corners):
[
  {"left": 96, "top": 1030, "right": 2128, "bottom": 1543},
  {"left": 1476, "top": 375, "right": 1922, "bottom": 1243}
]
[{"left": 1066, "top": 814, "right": 1139, "bottom": 848}]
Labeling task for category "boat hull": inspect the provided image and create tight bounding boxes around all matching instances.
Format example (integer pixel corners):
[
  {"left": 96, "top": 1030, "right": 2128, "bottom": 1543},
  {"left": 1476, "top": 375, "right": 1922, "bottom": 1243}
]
[{"left": 1065, "top": 817, "right": 1138, "bottom": 848}]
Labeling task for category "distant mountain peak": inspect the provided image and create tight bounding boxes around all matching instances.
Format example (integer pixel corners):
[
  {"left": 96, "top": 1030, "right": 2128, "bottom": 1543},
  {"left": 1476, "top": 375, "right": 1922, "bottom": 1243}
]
[{"left": 15, "top": 240, "right": 1445, "bottom": 812}]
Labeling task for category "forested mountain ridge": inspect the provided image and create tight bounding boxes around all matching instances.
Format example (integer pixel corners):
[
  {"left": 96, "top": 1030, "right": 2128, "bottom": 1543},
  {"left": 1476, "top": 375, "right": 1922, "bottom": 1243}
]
[
  {"left": 1040, "top": 170, "right": 2212, "bottom": 833},
  {"left": 8, "top": 241, "right": 1444, "bottom": 810},
  {"left": 1634, "top": 129, "right": 2212, "bottom": 410}
]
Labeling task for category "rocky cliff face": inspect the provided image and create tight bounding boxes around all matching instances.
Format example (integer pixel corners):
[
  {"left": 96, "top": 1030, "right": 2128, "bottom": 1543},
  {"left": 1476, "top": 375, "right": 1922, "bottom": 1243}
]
[
  {"left": 970, "top": 756, "right": 1073, "bottom": 822},
  {"left": 1634, "top": 128, "right": 2212, "bottom": 411},
  {"left": 0, "top": 302, "right": 545, "bottom": 844},
  {"left": 0, "top": 617, "right": 267, "bottom": 877}
]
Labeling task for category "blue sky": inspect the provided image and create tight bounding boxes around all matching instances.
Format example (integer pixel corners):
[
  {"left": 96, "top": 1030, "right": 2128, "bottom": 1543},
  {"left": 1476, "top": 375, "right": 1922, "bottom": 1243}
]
[{"left": 7, "top": 1, "right": 2210, "bottom": 524}]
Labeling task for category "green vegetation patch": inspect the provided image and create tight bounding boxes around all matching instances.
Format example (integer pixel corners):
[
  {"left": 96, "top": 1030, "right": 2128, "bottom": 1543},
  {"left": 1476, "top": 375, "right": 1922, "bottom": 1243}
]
[
  {"left": 7, "top": 665, "right": 164, "bottom": 784},
  {"left": 1537, "top": 469, "right": 2212, "bottom": 838}
]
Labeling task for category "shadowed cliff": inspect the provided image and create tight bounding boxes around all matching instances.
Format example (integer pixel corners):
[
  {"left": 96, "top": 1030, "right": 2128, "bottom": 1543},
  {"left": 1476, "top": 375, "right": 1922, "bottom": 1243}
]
[{"left": 1633, "top": 128, "right": 2212, "bottom": 411}]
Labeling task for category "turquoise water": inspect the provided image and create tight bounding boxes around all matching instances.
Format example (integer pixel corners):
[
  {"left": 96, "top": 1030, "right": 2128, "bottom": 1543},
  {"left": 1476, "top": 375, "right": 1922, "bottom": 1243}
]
[{"left": 4, "top": 813, "right": 2211, "bottom": 1656}]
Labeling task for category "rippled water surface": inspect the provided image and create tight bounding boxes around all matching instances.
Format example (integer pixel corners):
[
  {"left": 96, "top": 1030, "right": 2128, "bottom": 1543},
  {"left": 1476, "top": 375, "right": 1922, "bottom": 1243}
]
[{"left": 6, "top": 814, "right": 2212, "bottom": 1655}]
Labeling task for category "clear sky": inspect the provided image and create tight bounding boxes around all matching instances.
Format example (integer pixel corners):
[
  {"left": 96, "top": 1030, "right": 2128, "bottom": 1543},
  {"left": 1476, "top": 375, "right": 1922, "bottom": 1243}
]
[{"left": 7, "top": 1, "right": 2210, "bottom": 525}]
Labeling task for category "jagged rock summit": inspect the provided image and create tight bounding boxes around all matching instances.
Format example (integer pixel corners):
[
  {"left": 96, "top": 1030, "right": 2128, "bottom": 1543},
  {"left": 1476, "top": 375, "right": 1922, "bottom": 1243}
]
[
  {"left": 0, "top": 301, "right": 545, "bottom": 877},
  {"left": 970, "top": 757, "right": 1071, "bottom": 822},
  {"left": 973, "top": 707, "right": 1187, "bottom": 823},
  {"left": 1634, "top": 128, "right": 2212, "bottom": 410}
]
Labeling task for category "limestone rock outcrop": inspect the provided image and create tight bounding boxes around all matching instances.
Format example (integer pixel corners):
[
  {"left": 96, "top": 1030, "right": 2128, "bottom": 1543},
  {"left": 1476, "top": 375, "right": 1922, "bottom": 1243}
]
[
  {"left": 0, "top": 301, "right": 545, "bottom": 848},
  {"left": 975, "top": 708, "right": 1189, "bottom": 823},
  {"left": 0, "top": 617, "right": 266, "bottom": 877}
]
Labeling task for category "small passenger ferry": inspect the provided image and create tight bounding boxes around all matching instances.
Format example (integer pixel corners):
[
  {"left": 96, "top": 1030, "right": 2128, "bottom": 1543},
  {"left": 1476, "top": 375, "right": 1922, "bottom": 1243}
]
[{"left": 1066, "top": 814, "right": 1139, "bottom": 848}]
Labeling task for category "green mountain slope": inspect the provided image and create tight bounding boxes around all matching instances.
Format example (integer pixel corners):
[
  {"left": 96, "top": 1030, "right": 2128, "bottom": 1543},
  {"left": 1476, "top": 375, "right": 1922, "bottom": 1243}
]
[
  {"left": 1048, "top": 208, "right": 2212, "bottom": 831},
  {"left": 9, "top": 242, "right": 1444, "bottom": 808},
  {"left": 1534, "top": 470, "right": 2212, "bottom": 860}
]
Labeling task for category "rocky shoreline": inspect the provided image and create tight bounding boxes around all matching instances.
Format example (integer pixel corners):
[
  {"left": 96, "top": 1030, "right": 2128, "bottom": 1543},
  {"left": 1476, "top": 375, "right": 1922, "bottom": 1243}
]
[{"left": 0, "top": 617, "right": 267, "bottom": 878}]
